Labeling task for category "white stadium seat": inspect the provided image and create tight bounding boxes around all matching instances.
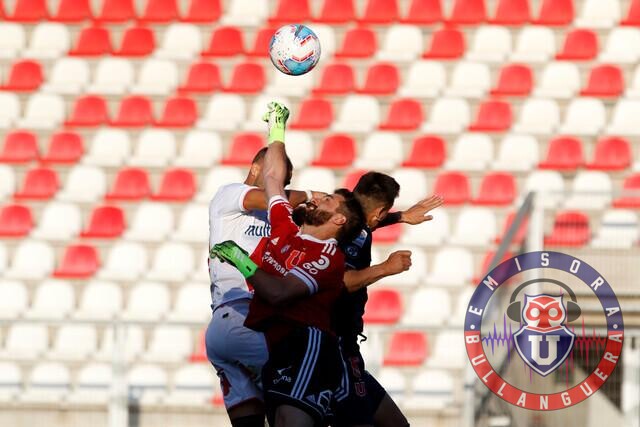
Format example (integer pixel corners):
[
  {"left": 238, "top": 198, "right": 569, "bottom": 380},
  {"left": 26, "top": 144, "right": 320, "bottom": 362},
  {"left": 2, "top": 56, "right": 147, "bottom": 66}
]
[
  {"left": 450, "top": 208, "right": 497, "bottom": 246},
  {"left": 49, "top": 325, "right": 97, "bottom": 361},
  {"left": 5, "top": 241, "right": 54, "bottom": 280},
  {"left": 399, "top": 61, "right": 446, "bottom": 98},
  {"left": 0, "top": 362, "right": 22, "bottom": 402},
  {"left": 74, "top": 281, "right": 122, "bottom": 321},
  {"left": 592, "top": 210, "right": 639, "bottom": 249},
  {"left": 445, "top": 62, "right": 491, "bottom": 98},
  {"left": 17, "top": 94, "right": 65, "bottom": 130},
  {"left": 559, "top": 98, "right": 606, "bottom": 136},
  {"left": 146, "top": 243, "right": 195, "bottom": 282},
  {"left": 405, "top": 370, "right": 454, "bottom": 410},
  {"left": 425, "top": 247, "right": 473, "bottom": 286},
  {"left": 332, "top": 95, "right": 380, "bottom": 133},
  {"left": 24, "top": 23, "right": 70, "bottom": 59},
  {"left": 308, "top": 25, "right": 336, "bottom": 57},
  {"left": 466, "top": 26, "right": 512, "bottom": 63},
  {"left": 20, "top": 363, "right": 70, "bottom": 403},
  {"left": 492, "top": 134, "right": 539, "bottom": 171},
  {"left": 67, "top": 363, "right": 112, "bottom": 405},
  {"left": 421, "top": 98, "right": 470, "bottom": 134},
  {"left": 143, "top": 326, "right": 193, "bottom": 363},
  {"left": 284, "top": 131, "right": 314, "bottom": 167},
  {"left": 88, "top": 58, "right": 135, "bottom": 95},
  {"left": 0, "top": 323, "right": 48, "bottom": 360},
  {"left": 292, "top": 168, "right": 336, "bottom": 195},
  {"left": 378, "top": 368, "right": 406, "bottom": 405},
  {"left": 266, "top": 70, "right": 314, "bottom": 97},
  {"left": 391, "top": 169, "right": 428, "bottom": 210},
  {"left": 524, "top": 170, "right": 565, "bottom": 208},
  {"left": 155, "top": 24, "right": 202, "bottom": 60},
  {"left": 400, "top": 208, "right": 450, "bottom": 247},
  {"left": 0, "top": 93, "right": 20, "bottom": 128},
  {"left": 402, "top": 288, "right": 451, "bottom": 327},
  {"left": 165, "top": 365, "right": 217, "bottom": 406},
  {"left": 98, "top": 242, "right": 148, "bottom": 281},
  {"left": 576, "top": 0, "right": 620, "bottom": 28},
  {"left": 172, "top": 204, "right": 209, "bottom": 243},
  {"left": 445, "top": 133, "right": 494, "bottom": 171},
  {"left": 84, "top": 129, "right": 130, "bottom": 167},
  {"left": 175, "top": 130, "right": 222, "bottom": 168},
  {"left": 197, "top": 94, "right": 246, "bottom": 131},
  {"left": 377, "top": 25, "right": 423, "bottom": 61},
  {"left": 450, "top": 286, "right": 474, "bottom": 326},
  {"left": 510, "top": 27, "right": 555, "bottom": 63},
  {"left": 128, "top": 364, "right": 168, "bottom": 405},
  {"left": 534, "top": 62, "right": 580, "bottom": 99},
  {"left": 379, "top": 245, "right": 427, "bottom": 287},
  {"left": 0, "top": 244, "right": 5, "bottom": 274},
  {"left": 0, "top": 23, "right": 26, "bottom": 59},
  {"left": 25, "top": 280, "right": 75, "bottom": 320},
  {"left": 625, "top": 65, "right": 640, "bottom": 98},
  {"left": 129, "top": 129, "right": 176, "bottom": 167},
  {"left": 131, "top": 59, "right": 178, "bottom": 95},
  {"left": 32, "top": 202, "right": 81, "bottom": 241},
  {"left": 427, "top": 331, "right": 467, "bottom": 369},
  {"left": 606, "top": 100, "right": 640, "bottom": 136},
  {"left": 124, "top": 282, "right": 170, "bottom": 322},
  {"left": 244, "top": 95, "right": 290, "bottom": 131},
  {"left": 355, "top": 132, "right": 403, "bottom": 170},
  {"left": 57, "top": 166, "right": 107, "bottom": 203},
  {"left": 599, "top": 28, "right": 640, "bottom": 64},
  {"left": 220, "top": 0, "right": 268, "bottom": 26},
  {"left": 97, "top": 326, "right": 144, "bottom": 362},
  {"left": 513, "top": 98, "right": 560, "bottom": 134},
  {"left": 125, "top": 203, "right": 175, "bottom": 242},
  {"left": 42, "top": 58, "right": 90, "bottom": 94},
  {"left": 168, "top": 283, "right": 212, "bottom": 322},
  {"left": 0, "top": 280, "right": 28, "bottom": 319},
  {"left": 197, "top": 167, "right": 245, "bottom": 203},
  {"left": 564, "top": 171, "right": 612, "bottom": 210},
  {"left": 0, "top": 165, "right": 15, "bottom": 199}
]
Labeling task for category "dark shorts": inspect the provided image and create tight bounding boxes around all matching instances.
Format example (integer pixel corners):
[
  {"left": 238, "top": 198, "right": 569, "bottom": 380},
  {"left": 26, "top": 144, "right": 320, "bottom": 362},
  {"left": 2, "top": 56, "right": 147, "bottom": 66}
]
[
  {"left": 331, "top": 341, "right": 387, "bottom": 427},
  {"left": 262, "top": 326, "right": 342, "bottom": 424}
]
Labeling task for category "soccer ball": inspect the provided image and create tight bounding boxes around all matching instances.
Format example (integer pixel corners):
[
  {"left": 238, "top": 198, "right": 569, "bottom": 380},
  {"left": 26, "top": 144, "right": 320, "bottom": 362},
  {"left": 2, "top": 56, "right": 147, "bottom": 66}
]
[{"left": 269, "top": 24, "right": 321, "bottom": 76}]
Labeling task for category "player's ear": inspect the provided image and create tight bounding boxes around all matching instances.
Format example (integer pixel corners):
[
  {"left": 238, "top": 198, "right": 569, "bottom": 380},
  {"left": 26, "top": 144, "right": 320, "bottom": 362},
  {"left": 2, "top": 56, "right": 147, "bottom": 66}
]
[
  {"left": 332, "top": 213, "right": 347, "bottom": 226},
  {"left": 249, "top": 162, "right": 261, "bottom": 179}
]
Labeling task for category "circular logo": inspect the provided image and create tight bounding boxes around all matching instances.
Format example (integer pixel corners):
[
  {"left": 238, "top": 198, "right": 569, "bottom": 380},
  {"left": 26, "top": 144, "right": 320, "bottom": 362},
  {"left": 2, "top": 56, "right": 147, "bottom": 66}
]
[{"left": 464, "top": 251, "right": 624, "bottom": 410}]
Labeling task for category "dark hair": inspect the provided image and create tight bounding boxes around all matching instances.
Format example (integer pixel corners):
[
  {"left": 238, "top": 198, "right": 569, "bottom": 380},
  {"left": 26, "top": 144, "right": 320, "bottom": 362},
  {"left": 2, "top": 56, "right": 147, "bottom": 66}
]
[
  {"left": 334, "top": 188, "right": 366, "bottom": 245},
  {"left": 353, "top": 172, "right": 400, "bottom": 213},
  {"left": 251, "top": 147, "right": 293, "bottom": 175}
]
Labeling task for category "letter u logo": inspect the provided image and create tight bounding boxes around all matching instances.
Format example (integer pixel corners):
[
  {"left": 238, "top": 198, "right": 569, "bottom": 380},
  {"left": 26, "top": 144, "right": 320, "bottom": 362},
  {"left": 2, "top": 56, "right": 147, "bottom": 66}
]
[{"left": 285, "top": 250, "right": 305, "bottom": 269}]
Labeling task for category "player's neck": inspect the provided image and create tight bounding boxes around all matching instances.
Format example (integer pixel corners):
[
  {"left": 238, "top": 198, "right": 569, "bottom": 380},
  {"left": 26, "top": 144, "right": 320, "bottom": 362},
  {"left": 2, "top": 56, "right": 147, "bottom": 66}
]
[{"left": 300, "top": 224, "right": 336, "bottom": 242}]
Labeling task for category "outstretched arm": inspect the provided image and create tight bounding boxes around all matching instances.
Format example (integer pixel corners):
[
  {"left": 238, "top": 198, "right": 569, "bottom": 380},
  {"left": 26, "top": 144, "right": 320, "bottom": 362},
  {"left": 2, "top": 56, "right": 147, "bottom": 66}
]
[
  {"left": 344, "top": 250, "right": 412, "bottom": 292},
  {"left": 262, "top": 103, "right": 291, "bottom": 202},
  {"left": 242, "top": 189, "right": 326, "bottom": 211},
  {"left": 374, "top": 195, "right": 445, "bottom": 230}
]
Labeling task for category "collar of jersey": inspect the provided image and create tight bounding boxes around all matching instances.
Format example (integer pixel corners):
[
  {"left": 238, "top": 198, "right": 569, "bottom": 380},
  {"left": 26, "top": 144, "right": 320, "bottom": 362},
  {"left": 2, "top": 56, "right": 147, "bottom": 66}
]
[{"left": 297, "top": 231, "right": 337, "bottom": 244}]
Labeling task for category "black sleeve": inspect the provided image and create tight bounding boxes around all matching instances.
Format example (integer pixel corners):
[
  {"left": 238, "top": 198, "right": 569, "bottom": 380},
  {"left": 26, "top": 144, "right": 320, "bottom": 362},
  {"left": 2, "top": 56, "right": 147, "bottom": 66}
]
[{"left": 374, "top": 211, "right": 402, "bottom": 230}]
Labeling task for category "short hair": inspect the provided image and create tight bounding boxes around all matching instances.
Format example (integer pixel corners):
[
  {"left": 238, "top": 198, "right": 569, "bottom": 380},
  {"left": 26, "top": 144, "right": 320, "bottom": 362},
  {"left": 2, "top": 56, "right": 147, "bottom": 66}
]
[
  {"left": 334, "top": 188, "right": 366, "bottom": 245},
  {"left": 251, "top": 147, "right": 294, "bottom": 175},
  {"left": 353, "top": 172, "right": 400, "bottom": 212}
]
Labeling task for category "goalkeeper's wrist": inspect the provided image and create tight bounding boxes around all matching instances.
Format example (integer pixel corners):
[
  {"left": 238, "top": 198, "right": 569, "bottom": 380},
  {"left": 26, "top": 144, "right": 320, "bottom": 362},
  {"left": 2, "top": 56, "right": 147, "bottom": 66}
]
[
  {"left": 238, "top": 258, "right": 258, "bottom": 279},
  {"left": 268, "top": 127, "right": 285, "bottom": 145}
]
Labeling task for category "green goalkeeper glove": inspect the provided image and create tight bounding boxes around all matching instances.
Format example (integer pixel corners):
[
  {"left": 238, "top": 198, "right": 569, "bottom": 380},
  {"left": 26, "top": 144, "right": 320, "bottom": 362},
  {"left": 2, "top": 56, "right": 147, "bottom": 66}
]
[
  {"left": 210, "top": 240, "right": 258, "bottom": 279},
  {"left": 262, "top": 102, "right": 290, "bottom": 144}
]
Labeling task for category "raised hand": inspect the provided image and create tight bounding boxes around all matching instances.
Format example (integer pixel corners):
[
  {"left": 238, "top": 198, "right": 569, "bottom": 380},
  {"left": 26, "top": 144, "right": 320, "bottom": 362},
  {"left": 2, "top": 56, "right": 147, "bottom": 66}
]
[
  {"left": 262, "top": 102, "right": 290, "bottom": 144},
  {"left": 383, "top": 250, "right": 412, "bottom": 275},
  {"left": 210, "top": 240, "right": 258, "bottom": 279},
  {"left": 400, "top": 195, "right": 444, "bottom": 225}
]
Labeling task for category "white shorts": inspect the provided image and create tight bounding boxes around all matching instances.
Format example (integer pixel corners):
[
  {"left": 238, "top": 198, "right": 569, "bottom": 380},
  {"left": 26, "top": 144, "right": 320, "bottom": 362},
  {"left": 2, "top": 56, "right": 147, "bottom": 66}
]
[{"left": 205, "top": 298, "right": 269, "bottom": 410}]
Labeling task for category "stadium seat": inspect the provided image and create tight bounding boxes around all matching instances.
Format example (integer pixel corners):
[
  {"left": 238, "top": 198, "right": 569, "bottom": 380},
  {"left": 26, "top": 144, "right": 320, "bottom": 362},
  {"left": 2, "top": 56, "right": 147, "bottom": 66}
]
[
  {"left": 196, "top": 167, "right": 244, "bottom": 203},
  {"left": 88, "top": 58, "right": 134, "bottom": 95},
  {"left": 290, "top": 98, "right": 333, "bottom": 130},
  {"left": 125, "top": 203, "right": 174, "bottom": 242},
  {"left": 2, "top": 60, "right": 43, "bottom": 92},
  {"left": 564, "top": 171, "right": 612, "bottom": 210},
  {"left": 0, "top": 131, "right": 38, "bottom": 163},
  {"left": 42, "top": 58, "right": 89, "bottom": 94},
  {"left": 111, "top": 96, "right": 154, "bottom": 127},
  {"left": 423, "top": 27, "right": 465, "bottom": 59},
  {"left": 446, "top": 133, "right": 493, "bottom": 171},
  {"left": 175, "top": 131, "right": 222, "bottom": 168},
  {"left": 57, "top": 166, "right": 107, "bottom": 203},
  {"left": 315, "top": 0, "right": 355, "bottom": 23},
  {"left": 24, "top": 23, "right": 70, "bottom": 59},
  {"left": 74, "top": 281, "right": 122, "bottom": 320},
  {"left": 533, "top": 0, "right": 573, "bottom": 25},
  {"left": 98, "top": 242, "right": 147, "bottom": 282},
  {"left": 152, "top": 169, "right": 196, "bottom": 202},
  {"left": 127, "top": 364, "right": 167, "bottom": 403},
  {"left": 559, "top": 98, "right": 606, "bottom": 136},
  {"left": 314, "top": 25, "right": 339, "bottom": 57},
  {"left": 0, "top": 324, "right": 48, "bottom": 360},
  {"left": 513, "top": 98, "right": 560, "bottom": 134},
  {"left": 97, "top": 326, "right": 144, "bottom": 362},
  {"left": 402, "top": 288, "right": 450, "bottom": 327},
  {"left": 182, "top": 0, "right": 221, "bottom": 22},
  {"left": 359, "top": 63, "right": 399, "bottom": 95},
  {"left": 139, "top": 0, "right": 179, "bottom": 23},
  {"left": 447, "top": 0, "right": 486, "bottom": 24},
  {"left": 129, "top": 130, "right": 176, "bottom": 168},
  {"left": 383, "top": 332, "right": 427, "bottom": 366},
  {"left": 510, "top": 26, "right": 555, "bottom": 62},
  {"left": 18, "top": 94, "right": 65, "bottom": 130},
  {"left": 358, "top": 0, "right": 399, "bottom": 24},
  {"left": 221, "top": 0, "right": 268, "bottom": 26},
  {"left": 114, "top": 26, "right": 155, "bottom": 57},
  {"left": 372, "top": 222, "right": 403, "bottom": 244},
  {"left": 197, "top": 94, "right": 246, "bottom": 131},
  {"left": 556, "top": 29, "right": 598, "bottom": 61},
  {"left": 80, "top": 206, "right": 125, "bottom": 239},
  {"left": 68, "top": 364, "right": 112, "bottom": 404},
  {"left": 25, "top": 280, "right": 75, "bottom": 320},
  {"left": 156, "top": 97, "right": 197, "bottom": 128},
  {"left": 179, "top": 62, "right": 222, "bottom": 94},
  {"left": 4, "top": 0, "right": 48, "bottom": 22},
  {"left": 539, "top": 137, "right": 584, "bottom": 171},
  {"left": 14, "top": 167, "right": 59, "bottom": 200},
  {"left": 392, "top": 169, "right": 428, "bottom": 209},
  {"left": 190, "top": 331, "right": 208, "bottom": 363},
  {"left": 94, "top": 0, "right": 135, "bottom": 22},
  {"left": 467, "top": 26, "right": 511, "bottom": 62},
  {"left": 607, "top": 100, "right": 640, "bottom": 136},
  {"left": 613, "top": 174, "right": 640, "bottom": 208},
  {"left": 156, "top": 24, "right": 201, "bottom": 60},
  {"left": 0, "top": 281, "right": 28, "bottom": 319},
  {"left": 378, "top": 25, "right": 423, "bottom": 61},
  {"left": 333, "top": 95, "right": 380, "bottom": 133},
  {"left": 84, "top": 129, "right": 130, "bottom": 167},
  {"left": 379, "top": 99, "right": 423, "bottom": 130},
  {"left": 626, "top": 65, "right": 640, "bottom": 98},
  {"left": 247, "top": 27, "right": 277, "bottom": 57},
  {"left": 146, "top": 243, "right": 195, "bottom": 282},
  {"left": 224, "top": 62, "right": 265, "bottom": 94},
  {"left": 402, "top": 136, "right": 445, "bottom": 168},
  {"left": 355, "top": 132, "right": 403, "bottom": 170},
  {"left": 65, "top": 95, "right": 110, "bottom": 127},
  {"left": 450, "top": 207, "right": 497, "bottom": 246},
  {"left": 144, "top": 326, "right": 193, "bottom": 363},
  {"left": 495, "top": 211, "right": 529, "bottom": 245},
  {"left": 202, "top": 26, "right": 244, "bottom": 57},
  {"left": 295, "top": 169, "right": 336, "bottom": 195},
  {"left": 21, "top": 362, "right": 70, "bottom": 403},
  {"left": 221, "top": 133, "right": 264, "bottom": 166},
  {"left": 592, "top": 210, "right": 639, "bottom": 248},
  {"left": 0, "top": 205, "right": 32, "bottom": 237},
  {"left": 278, "top": 131, "right": 312, "bottom": 168},
  {"left": 335, "top": 27, "right": 376, "bottom": 58},
  {"left": 341, "top": 170, "right": 367, "bottom": 191},
  {"left": 311, "top": 134, "right": 355, "bottom": 168},
  {"left": 544, "top": 211, "right": 590, "bottom": 247},
  {"left": 172, "top": 205, "right": 209, "bottom": 243},
  {"left": 524, "top": 170, "right": 565, "bottom": 208},
  {"left": 69, "top": 26, "right": 113, "bottom": 56},
  {"left": 53, "top": 244, "right": 100, "bottom": 278},
  {"left": 165, "top": 365, "right": 217, "bottom": 406},
  {"left": 433, "top": 172, "right": 470, "bottom": 205},
  {"left": 269, "top": 0, "right": 311, "bottom": 24},
  {"left": 473, "top": 172, "right": 516, "bottom": 205},
  {"left": 600, "top": 28, "right": 640, "bottom": 63},
  {"left": 587, "top": 137, "right": 631, "bottom": 171},
  {"left": 401, "top": 0, "right": 442, "bottom": 24},
  {"left": 5, "top": 241, "right": 54, "bottom": 280},
  {"left": 244, "top": 95, "right": 290, "bottom": 131},
  {"left": 490, "top": 64, "right": 533, "bottom": 97},
  {"left": 468, "top": 100, "right": 512, "bottom": 132},
  {"left": 422, "top": 98, "right": 470, "bottom": 133},
  {"left": 576, "top": 0, "right": 620, "bottom": 28},
  {"left": 32, "top": 202, "right": 81, "bottom": 241},
  {"left": 445, "top": 62, "right": 490, "bottom": 98},
  {"left": 313, "top": 63, "right": 355, "bottom": 95},
  {"left": 398, "top": 61, "right": 445, "bottom": 98},
  {"left": 490, "top": 0, "right": 530, "bottom": 25},
  {"left": 266, "top": 70, "right": 314, "bottom": 97},
  {"left": 0, "top": 23, "right": 25, "bottom": 59},
  {"left": 377, "top": 368, "right": 405, "bottom": 405},
  {"left": 426, "top": 332, "right": 466, "bottom": 369},
  {"left": 51, "top": 0, "right": 92, "bottom": 22},
  {"left": 0, "top": 166, "right": 15, "bottom": 200},
  {"left": 0, "top": 94, "right": 19, "bottom": 127},
  {"left": 132, "top": 59, "right": 178, "bottom": 95},
  {"left": 622, "top": 0, "right": 640, "bottom": 25},
  {"left": 49, "top": 325, "right": 97, "bottom": 361},
  {"left": 474, "top": 250, "right": 513, "bottom": 282}
]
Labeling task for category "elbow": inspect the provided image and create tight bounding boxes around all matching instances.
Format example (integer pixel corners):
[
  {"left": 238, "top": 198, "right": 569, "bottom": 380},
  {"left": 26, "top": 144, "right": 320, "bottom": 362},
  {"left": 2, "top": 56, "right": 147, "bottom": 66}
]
[{"left": 265, "top": 292, "right": 292, "bottom": 307}]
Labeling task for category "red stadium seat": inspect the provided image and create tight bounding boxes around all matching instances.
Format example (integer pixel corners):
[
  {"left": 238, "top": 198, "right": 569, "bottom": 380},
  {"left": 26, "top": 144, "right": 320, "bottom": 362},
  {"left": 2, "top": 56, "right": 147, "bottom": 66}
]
[
  {"left": 65, "top": 95, "right": 110, "bottom": 127},
  {"left": 556, "top": 29, "right": 598, "bottom": 61},
  {"left": 139, "top": 0, "right": 179, "bottom": 23},
  {"left": 4, "top": 0, "right": 48, "bottom": 22},
  {"left": 613, "top": 174, "right": 640, "bottom": 208},
  {"left": 358, "top": 0, "right": 399, "bottom": 24},
  {"left": 2, "top": 60, "right": 43, "bottom": 92},
  {"left": 379, "top": 99, "right": 423, "bottom": 131},
  {"left": 69, "top": 26, "right": 113, "bottom": 56},
  {"left": 156, "top": 97, "right": 197, "bottom": 128},
  {"left": 222, "top": 133, "right": 265, "bottom": 166},
  {"left": 311, "top": 134, "right": 356, "bottom": 168},
  {"left": 53, "top": 244, "right": 100, "bottom": 278},
  {"left": 114, "top": 26, "right": 155, "bottom": 57},
  {"left": 111, "top": 96, "right": 154, "bottom": 127},
  {"left": 106, "top": 168, "right": 151, "bottom": 201},
  {"left": 622, "top": 0, "right": 640, "bottom": 26},
  {"left": 474, "top": 250, "right": 513, "bottom": 283},
  {"left": 41, "top": 132, "right": 84, "bottom": 164},
  {"left": 342, "top": 170, "right": 367, "bottom": 191},
  {"left": 423, "top": 28, "right": 465, "bottom": 59},
  {"left": 383, "top": 332, "right": 427, "bottom": 366},
  {"left": 447, "top": 0, "right": 486, "bottom": 25},
  {"left": 14, "top": 168, "right": 59, "bottom": 200},
  {"left": 178, "top": 62, "right": 222, "bottom": 94},
  {"left": 94, "top": 0, "right": 135, "bottom": 22},
  {"left": 533, "top": 0, "right": 574, "bottom": 26},
  {"left": 247, "top": 27, "right": 277, "bottom": 57},
  {"left": 490, "top": 0, "right": 530, "bottom": 25},
  {"left": 473, "top": 172, "right": 516, "bottom": 206},
  {"left": 538, "top": 137, "right": 584, "bottom": 171},
  {"left": 81, "top": 206, "right": 125, "bottom": 238},
  {"left": 224, "top": 62, "right": 265, "bottom": 94},
  {"left": 468, "top": 100, "right": 512, "bottom": 132},
  {"left": 401, "top": 0, "right": 443, "bottom": 24},
  {"left": 358, "top": 63, "right": 399, "bottom": 95},
  {"left": 190, "top": 330, "right": 208, "bottom": 362},
  {"left": 315, "top": 0, "right": 356, "bottom": 23},
  {"left": 402, "top": 136, "right": 445, "bottom": 168},
  {"left": 0, "top": 205, "right": 33, "bottom": 237},
  {"left": 362, "top": 289, "right": 402, "bottom": 324},
  {"left": 544, "top": 211, "right": 590, "bottom": 247},
  {"left": 152, "top": 169, "right": 196, "bottom": 201},
  {"left": 51, "top": 0, "right": 92, "bottom": 22},
  {"left": 495, "top": 211, "right": 528, "bottom": 245},
  {"left": 0, "top": 131, "right": 38, "bottom": 163},
  {"left": 490, "top": 64, "right": 533, "bottom": 97},
  {"left": 269, "top": 0, "right": 311, "bottom": 24},
  {"left": 587, "top": 137, "right": 631, "bottom": 171},
  {"left": 312, "top": 63, "right": 356, "bottom": 95},
  {"left": 335, "top": 27, "right": 377, "bottom": 58},
  {"left": 372, "top": 222, "right": 402, "bottom": 243},
  {"left": 202, "top": 27, "right": 244, "bottom": 57},
  {"left": 433, "top": 172, "right": 470, "bottom": 205},
  {"left": 580, "top": 65, "right": 624, "bottom": 98},
  {"left": 182, "top": 0, "right": 221, "bottom": 22},
  {"left": 290, "top": 98, "right": 333, "bottom": 130}
]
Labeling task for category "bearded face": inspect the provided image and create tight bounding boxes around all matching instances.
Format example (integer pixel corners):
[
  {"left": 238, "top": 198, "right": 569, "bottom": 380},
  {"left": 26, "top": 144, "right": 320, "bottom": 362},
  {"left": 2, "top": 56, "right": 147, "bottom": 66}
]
[{"left": 292, "top": 202, "right": 334, "bottom": 227}]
